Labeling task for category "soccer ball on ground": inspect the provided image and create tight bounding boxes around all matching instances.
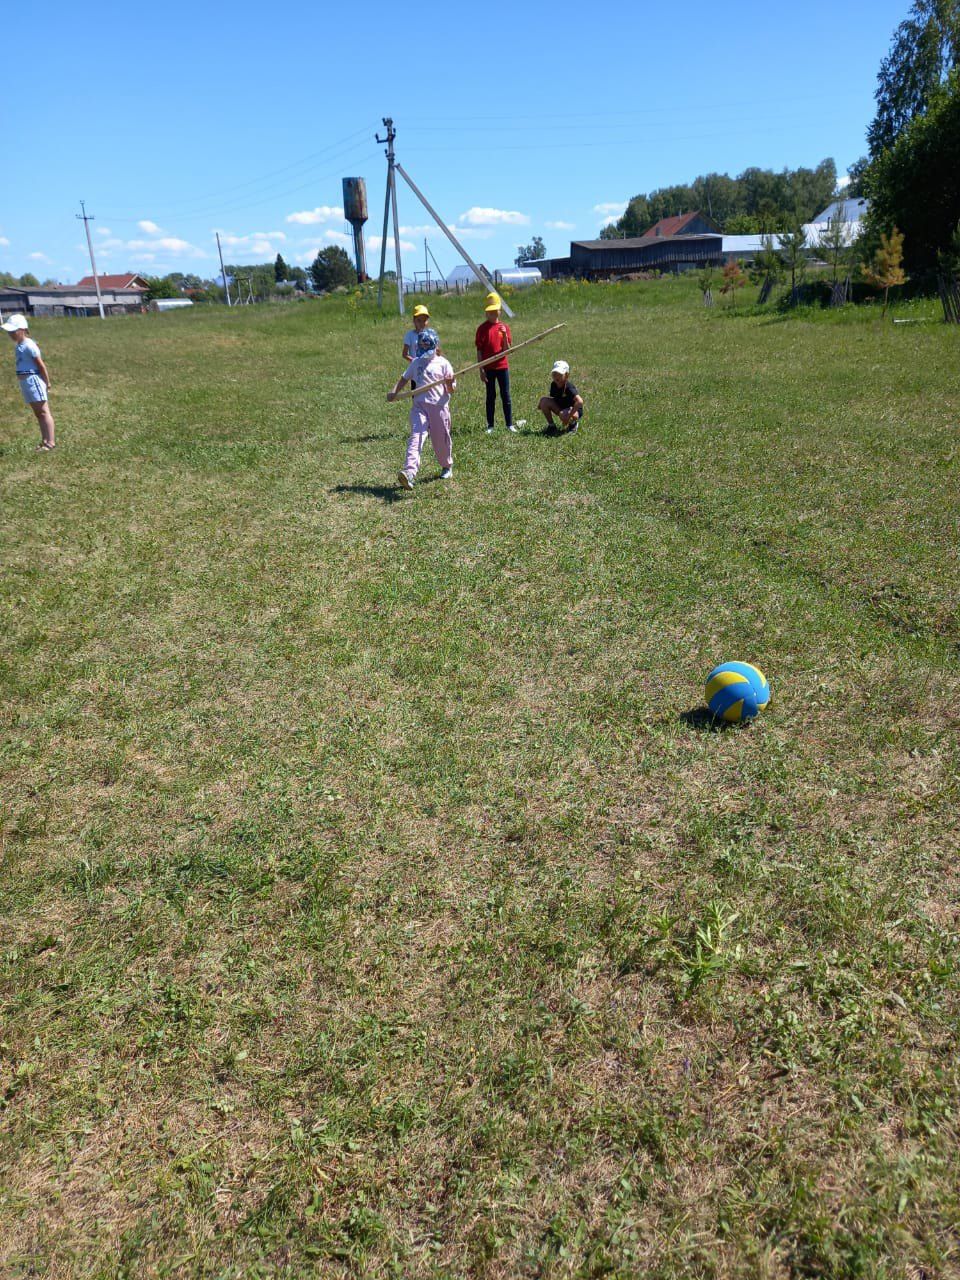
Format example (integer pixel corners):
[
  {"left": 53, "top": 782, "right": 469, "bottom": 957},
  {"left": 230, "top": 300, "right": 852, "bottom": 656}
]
[{"left": 705, "top": 661, "right": 770, "bottom": 724}]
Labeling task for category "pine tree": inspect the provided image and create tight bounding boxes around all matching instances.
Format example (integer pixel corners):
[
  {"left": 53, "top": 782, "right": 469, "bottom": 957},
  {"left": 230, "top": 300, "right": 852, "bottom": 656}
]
[
  {"left": 697, "top": 266, "right": 715, "bottom": 306},
  {"left": 274, "top": 253, "right": 289, "bottom": 283},
  {"left": 863, "top": 227, "right": 907, "bottom": 318},
  {"left": 720, "top": 259, "right": 747, "bottom": 307},
  {"left": 777, "top": 221, "right": 808, "bottom": 301},
  {"left": 752, "top": 236, "right": 783, "bottom": 303},
  {"left": 309, "top": 246, "right": 355, "bottom": 292},
  {"left": 820, "top": 208, "right": 853, "bottom": 300}
]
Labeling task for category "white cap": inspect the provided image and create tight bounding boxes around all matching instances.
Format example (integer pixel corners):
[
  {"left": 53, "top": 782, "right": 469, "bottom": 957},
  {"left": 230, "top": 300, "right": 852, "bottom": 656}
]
[
  {"left": 551, "top": 359, "right": 569, "bottom": 375},
  {"left": 1, "top": 313, "right": 28, "bottom": 332}
]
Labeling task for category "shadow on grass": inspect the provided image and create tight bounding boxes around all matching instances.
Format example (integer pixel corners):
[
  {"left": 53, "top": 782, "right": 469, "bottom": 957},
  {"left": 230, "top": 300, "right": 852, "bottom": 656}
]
[
  {"left": 340, "top": 432, "right": 395, "bottom": 443},
  {"left": 330, "top": 482, "right": 404, "bottom": 504},
  {"left": 679, "top": 707, "right": 735, "bottom": 732}
]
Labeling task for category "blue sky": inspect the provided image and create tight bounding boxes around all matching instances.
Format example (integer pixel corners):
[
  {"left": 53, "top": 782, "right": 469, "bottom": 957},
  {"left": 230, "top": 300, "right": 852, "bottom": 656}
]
[{"left": 0, "top": 0, "right": 908, "bottom": 284}]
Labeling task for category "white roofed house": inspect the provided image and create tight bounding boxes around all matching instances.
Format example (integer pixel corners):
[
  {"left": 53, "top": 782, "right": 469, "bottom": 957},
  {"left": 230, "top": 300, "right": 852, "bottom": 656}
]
[
  {"left": 446, "top": 264, "right": 491, "bottom": 288},
  {"left": 803, "top": 198, "right": 869, "bottom": 248},
  {"left": 719, "top": 199, "right": 871, "bottom": 267},
  {"left": 720, "top": 233, "right": 784, "bottom": 262}
]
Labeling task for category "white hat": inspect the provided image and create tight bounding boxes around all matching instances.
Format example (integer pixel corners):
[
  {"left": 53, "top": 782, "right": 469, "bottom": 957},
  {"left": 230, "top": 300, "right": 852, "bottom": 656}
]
[
  {"left": 1, "top": 313, "right": 28, "bottom": 332},
  {"left": 551, "top": 359, "right": 569, "bottom": 375}
]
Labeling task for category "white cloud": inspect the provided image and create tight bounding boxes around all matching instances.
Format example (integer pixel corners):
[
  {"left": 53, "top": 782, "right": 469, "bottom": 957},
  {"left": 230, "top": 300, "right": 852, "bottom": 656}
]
[
  {"left": 459, "top": 207, "right": 530, "bottom": 227},
  {"left": 367, "top": 234, "right": 416, "bottom": 253},
  {"left": 96, "top": 231, "right": 206, "bottom": 261},
  {"left": 0, "top": 236, "right": 10, "bottom": 247},
  {"left": 546, "top": 220, "right": 575, "bottom": 231},
  {"left": 138, "top": 219, "right": 161, "bottom": 234},
  {"left": 97, "top": 227, "right": 112, "bottom": 237},
  {"left": 215, "top": 230, "right": 287, "bottom": 257},
  {"left": 837, "top": 175, "right": 851, "bottom": 190},
  {"left": 594, "top": 201, "right": 627, "bottom": 220},
  {"left": 286, "top": 205, "right": 344, "bottom": 225},
  {"left": 30, "top": 252, "right": 51, "bottom": 262},
  {"left": 126, "top": 236, "right": 203, "bottom": 256},
  {"left": 448, "top": 225, "right": 494, "bottom": 241},
  {"left": 294, "top": 231, "right": 385, "bottom": 264}
]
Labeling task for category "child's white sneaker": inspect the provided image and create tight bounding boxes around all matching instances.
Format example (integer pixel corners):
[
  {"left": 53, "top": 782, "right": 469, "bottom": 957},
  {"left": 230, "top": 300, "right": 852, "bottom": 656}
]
[
  {"left": 507, "top": 423, "right": 518, "bottom": 433},
  {"left": 440, "top": 467, "right": 453, "bottom": 480},
  {"left": 485, "top": 425, "right": 494, "bottom": 434},
  {"left": 397, "top": 470, "right": 414, "bottom": 490}
]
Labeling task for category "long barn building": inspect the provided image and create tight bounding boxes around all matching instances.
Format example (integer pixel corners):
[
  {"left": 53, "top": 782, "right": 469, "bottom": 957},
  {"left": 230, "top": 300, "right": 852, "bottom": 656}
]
[{"left": 531, "top": 210, "right": 725, "bottom": 279}]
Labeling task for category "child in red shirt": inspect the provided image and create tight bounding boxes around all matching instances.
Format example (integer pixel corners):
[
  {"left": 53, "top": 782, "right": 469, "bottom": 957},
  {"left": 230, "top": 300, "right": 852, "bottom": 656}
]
[{"left": 475, "top": 292, "right": 517, "bottom": 434}]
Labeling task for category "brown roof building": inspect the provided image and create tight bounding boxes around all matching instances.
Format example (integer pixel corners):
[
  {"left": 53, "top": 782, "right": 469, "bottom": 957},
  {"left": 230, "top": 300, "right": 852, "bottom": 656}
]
[
  {"left": 75, "top": 273, "right": 150, "bottom": 291},
  {"left": 642, "top": 211, "right": 719, "bottom": 238},
  {"left": 526, "top": 210, "right": 727, "bottom": 279}
]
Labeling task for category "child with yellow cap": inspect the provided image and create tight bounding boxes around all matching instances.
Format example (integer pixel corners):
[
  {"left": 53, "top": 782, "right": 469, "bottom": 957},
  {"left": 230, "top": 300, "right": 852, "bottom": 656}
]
[
  {"left": 402, "top": 304, "right": 437, "bottom": 395},
  {"left": 475, "top": 292, "right": 517, "bottom": 434},
  {"left": 401, "top": 303, "right": 435, "bottom": 365}
]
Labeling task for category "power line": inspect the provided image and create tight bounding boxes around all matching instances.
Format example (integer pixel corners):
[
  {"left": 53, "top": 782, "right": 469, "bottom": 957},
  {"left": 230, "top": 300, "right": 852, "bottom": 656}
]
[
  {"left": 97, "top": 127, "right": 379, "bottom": 225},
  {"left": 395, "top": 90, "right": 865, "bottom": 128},
  {"left": 400, "top": 122, "right": 836, "bottom": 155}
]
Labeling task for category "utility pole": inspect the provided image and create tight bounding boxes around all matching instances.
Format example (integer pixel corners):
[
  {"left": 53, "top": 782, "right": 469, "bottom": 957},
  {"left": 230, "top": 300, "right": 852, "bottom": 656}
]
[
  {"left": 375, "top": 118, "right": 404, "bottom": 314},
  {"left": 216, "top": 231, "right": 232, "bottom": 306},
  {"left": 426, "top": 239, "right": 445, "bottom": 290},
  {"left": 77, "top": 201, "right": 105, "bottom": 320}
]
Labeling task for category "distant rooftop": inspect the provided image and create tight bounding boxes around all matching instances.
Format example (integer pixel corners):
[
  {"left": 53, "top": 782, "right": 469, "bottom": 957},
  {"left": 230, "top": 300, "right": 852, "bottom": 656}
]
[
  {"left": 810, "top": 198, "right": 869, "bottom": 225},
  {"left": 642, "top": 210, "right": 719, "bottom": 238},
  {"left": 76, "top": 273, "right": 150, "bottom": 290}
]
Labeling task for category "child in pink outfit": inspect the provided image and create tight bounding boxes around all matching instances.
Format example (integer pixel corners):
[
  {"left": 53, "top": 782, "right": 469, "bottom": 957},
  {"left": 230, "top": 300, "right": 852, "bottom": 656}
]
[{"left": 386, "top": 328, "right": 456, "bottom": 490}]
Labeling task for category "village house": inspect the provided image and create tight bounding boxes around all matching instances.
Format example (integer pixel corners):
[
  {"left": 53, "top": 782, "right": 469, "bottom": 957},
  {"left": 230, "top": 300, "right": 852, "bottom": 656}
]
[
  {"left": 530, "top": 201, "right": 873, "bottom": 278},
  {"left": 75, "top": 273, "right": 150, "bottom": 291},
  {"left": 0, "top": 281, "right": 146, "bottom": 318}
]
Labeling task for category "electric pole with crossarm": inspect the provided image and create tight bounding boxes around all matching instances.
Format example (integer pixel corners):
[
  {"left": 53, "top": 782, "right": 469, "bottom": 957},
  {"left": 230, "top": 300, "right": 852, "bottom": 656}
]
[{"left": 77, "top": 201, "right": 105, "bottom": 320}]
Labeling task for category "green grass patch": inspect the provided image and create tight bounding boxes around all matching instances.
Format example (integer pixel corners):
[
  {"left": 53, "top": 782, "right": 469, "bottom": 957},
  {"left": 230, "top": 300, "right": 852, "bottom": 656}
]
[{"left": 2, "top": 279, "right": 959, "bottom": 1278}]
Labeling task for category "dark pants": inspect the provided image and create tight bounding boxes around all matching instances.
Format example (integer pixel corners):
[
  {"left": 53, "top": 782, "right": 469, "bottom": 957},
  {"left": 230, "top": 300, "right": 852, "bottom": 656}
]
[{"left": 485, "top": 367, "right": 512, "bottom": 428}]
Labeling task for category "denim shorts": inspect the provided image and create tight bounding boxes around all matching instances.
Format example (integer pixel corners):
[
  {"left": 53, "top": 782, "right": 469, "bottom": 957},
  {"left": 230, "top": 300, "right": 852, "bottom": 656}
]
[{"left": 19, "top": 374, "right": 47, "bottom": 405}]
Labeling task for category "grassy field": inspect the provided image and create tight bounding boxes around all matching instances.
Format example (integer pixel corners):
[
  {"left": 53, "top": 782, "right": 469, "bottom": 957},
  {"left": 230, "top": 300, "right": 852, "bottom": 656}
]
[{"left": 1, "top": 279, "right": 958, "bottom": 1279}]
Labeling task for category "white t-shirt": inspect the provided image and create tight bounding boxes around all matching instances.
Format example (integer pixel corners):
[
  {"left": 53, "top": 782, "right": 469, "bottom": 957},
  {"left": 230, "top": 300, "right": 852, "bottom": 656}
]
[
  {"left": 402, "top": 329, "right": 420, "bottom": 360},
  {"left": 406, "top": 353, "right": 455, "bottom": 406},
  {"left": 15, "top": 337, "right": 42, "bottom": 376}
]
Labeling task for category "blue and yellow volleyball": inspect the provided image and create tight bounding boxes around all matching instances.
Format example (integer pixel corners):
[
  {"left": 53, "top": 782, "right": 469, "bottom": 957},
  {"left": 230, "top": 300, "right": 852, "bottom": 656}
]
[{"left": 705, "top": 661, "right": 770, "bottom": 724}]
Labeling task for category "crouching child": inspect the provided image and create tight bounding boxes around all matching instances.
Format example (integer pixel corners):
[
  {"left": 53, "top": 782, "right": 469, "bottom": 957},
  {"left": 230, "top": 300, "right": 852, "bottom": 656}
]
[
  {"left": 538, "top": 359, "right": 584, "bottom": 433},
  {"left": 387, "top": 328, "right": 456, "bottom": 489}
]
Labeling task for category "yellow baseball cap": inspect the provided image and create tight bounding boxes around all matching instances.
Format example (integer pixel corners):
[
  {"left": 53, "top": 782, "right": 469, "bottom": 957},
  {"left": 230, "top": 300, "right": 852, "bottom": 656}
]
[
  {"left": 412, "top": 304, "right": 430, "bottom": 318},
  {"left": 484, "top": 291, "right": 502, "bottom": 312}
]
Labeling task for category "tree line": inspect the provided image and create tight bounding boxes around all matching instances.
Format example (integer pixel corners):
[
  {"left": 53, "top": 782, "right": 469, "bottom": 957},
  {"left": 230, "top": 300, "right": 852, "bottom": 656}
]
[
  {"left": 140, "top": 247, "right": 360, "bottom": 303},
  {"left": 598, "top": 0, "right": 959, "bottom": 291},
  {"left": 600, "top": 161, "right": 839, "bottom": 239},
  {"left": 0, "top": 271, "right": 58, "bottom": 289},
  {"left": 857, "top": 0, "right": 960, "bottom": 274}
]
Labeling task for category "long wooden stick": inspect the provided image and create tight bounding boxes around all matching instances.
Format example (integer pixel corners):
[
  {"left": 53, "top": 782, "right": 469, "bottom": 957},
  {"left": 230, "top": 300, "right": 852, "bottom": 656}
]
[{"left": 392, "top": 323, "right": 566, "bottom": 400}]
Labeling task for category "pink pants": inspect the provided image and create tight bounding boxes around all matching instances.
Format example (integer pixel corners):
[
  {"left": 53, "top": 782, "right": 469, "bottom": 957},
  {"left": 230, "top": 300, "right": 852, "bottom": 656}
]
[{"left": 403, "top": 401, "right": 452, "bottom": 477}]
